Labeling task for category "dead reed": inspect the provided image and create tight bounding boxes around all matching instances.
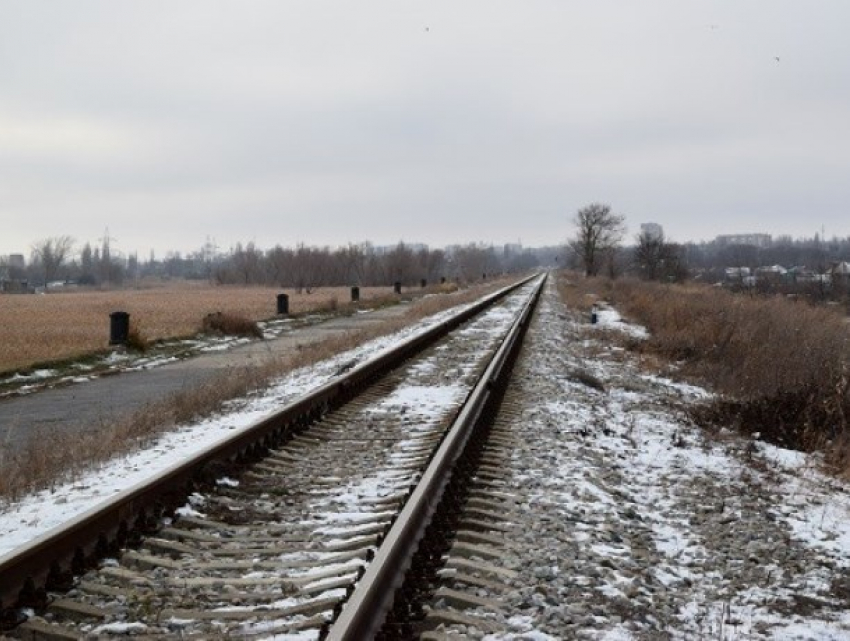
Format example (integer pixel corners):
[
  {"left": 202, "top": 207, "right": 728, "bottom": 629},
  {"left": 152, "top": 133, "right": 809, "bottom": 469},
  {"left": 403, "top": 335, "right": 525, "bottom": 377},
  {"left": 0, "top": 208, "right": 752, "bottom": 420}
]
[
  {"left": 583, "top": 274, "right": 850, "bottom": 467},
  {"left": 126, "top": 322, "right": 149, "bottom": 352},
  {"left": 555, "top": 270, "right": 850, "bottom": 476}
]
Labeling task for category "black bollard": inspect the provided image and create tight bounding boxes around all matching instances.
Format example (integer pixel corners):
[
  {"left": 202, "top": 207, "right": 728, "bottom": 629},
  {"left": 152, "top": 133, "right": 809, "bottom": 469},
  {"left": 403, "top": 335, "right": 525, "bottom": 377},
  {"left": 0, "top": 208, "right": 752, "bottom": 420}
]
[
  {"left": 351, "top": 286, "right": 360, "bottom": 302},
  {"left": 277, "top": 293, "right": 289, "bottom": 315},
  {"left": 109, "top": 311, "right": 130, "bottom": 345}
]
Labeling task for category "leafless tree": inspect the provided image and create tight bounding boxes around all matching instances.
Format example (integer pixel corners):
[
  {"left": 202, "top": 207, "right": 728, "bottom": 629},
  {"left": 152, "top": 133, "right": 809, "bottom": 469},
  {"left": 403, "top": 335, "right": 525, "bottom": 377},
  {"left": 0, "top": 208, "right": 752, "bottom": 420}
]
[
  {"left": 386, "top": 242, "right": 416, "bottom": 285},
  {"left": 634, "top": 231, "right": 687, "bottom": 282},
  {"left": 634, "top": 230, "right": 666, "bottom": 281},
  {"left": 452, "top": 243, "right": 499, "bottom": 282},
  {"left": 266, "top": 245, "right": 292, "bottom": 286},
  {"left": 30, "top": 235, "right": 74, "bottom": 288},
  {"left": 230, "top": 242, "right": 264, "bottom": 284},
  {"left": 420, "top": 247, "right": 445, "bottom": 283},
  {"left": 205, "top": 242, "right": 502, "bottom": 289},
  {"left": 339, "top": 242, "right": 368, "bottom": 285},
  {"left": 569, "top": 203, "right": 625, "bottom": 277}
]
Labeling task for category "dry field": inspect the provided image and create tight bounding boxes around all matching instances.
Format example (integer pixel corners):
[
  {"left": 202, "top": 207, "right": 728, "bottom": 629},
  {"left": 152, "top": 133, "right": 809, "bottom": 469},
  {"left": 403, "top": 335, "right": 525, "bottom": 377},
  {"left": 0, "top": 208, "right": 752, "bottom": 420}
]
[
  {"left": 0, "top": 276, "right": 518, "bottom": 501},
  {"left": 0, "top": 282, "right": 393, "bottom": 373}
]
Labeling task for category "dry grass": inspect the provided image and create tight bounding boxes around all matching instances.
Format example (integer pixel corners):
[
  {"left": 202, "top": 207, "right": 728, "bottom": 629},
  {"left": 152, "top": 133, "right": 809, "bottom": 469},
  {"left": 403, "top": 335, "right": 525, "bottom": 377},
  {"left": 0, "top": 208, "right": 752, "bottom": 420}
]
[
  {"left": 610, "top": 279, "right": 849, "bottom": 401},
  {"left": 556, "top": 274, "right": 606, "bottom": 315},
  {"left": 0, "top": 283, "right": 400, "bottom": 374},
  {"left": 201, "top": 312, "right": 263, "bottom": 339},
  {"left": 0, "top": 277, "right": 517, "bottom": 503},
  {"left": 562, "top": 271, "right": 850, "bottom": 471},
  {"left": 125, "top": 322, "right": 150, "bottom": 352}
]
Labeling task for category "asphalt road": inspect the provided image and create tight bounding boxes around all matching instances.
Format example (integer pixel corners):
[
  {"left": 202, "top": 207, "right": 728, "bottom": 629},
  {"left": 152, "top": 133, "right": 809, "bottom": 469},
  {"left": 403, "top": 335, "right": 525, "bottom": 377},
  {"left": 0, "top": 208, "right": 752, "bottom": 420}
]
[{"left": 0, "top": 304, "right": 415, "bottom": 452}]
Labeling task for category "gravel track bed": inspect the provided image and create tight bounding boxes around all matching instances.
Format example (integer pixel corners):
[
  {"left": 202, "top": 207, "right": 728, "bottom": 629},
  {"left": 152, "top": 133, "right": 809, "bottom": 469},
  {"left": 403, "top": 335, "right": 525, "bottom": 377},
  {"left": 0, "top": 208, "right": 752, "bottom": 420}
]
[{"left": 422, "top": 277, "right": 850, "bottom": 640}]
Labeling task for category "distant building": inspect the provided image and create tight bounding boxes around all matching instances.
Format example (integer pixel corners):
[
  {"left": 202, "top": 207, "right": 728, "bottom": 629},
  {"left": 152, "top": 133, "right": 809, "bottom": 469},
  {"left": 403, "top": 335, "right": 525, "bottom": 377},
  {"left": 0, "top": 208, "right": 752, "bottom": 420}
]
[
  {"left": 755, "top": 264, "right": 789, "bottom": 285},
  {"left": 715, "top": 233, "right": 772, "bottom": 248},
  {"left": 725, "top": 266, "right": 751, "bottom": 280},
  {"left": 832, "top": 262, "right": 850, "bottom": 282},
  {"left": 640, "top": 223, "right": 664, "bottom": 240},
  {"left": 6, "top": 254, "right": 25, "bottom": 269}
]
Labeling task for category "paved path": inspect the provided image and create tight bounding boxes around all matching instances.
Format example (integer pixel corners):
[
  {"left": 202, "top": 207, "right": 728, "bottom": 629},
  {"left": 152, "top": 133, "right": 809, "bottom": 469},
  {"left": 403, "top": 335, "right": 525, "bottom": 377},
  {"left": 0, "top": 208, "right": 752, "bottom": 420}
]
[{"left": 0, "top": 304, "right": 417, "bottom": 451}]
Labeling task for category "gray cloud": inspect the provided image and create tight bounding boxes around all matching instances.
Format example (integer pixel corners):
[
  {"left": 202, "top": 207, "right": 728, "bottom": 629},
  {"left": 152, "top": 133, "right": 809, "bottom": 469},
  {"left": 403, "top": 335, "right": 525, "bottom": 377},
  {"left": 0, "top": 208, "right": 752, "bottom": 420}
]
[{"left": 2, "top": 1, "right": 850, "bottom": 257}]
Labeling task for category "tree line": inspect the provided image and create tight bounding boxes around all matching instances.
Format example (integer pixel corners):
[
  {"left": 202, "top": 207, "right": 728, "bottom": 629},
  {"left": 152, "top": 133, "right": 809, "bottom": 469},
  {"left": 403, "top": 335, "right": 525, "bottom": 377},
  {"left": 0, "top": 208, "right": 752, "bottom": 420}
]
[
  {"left": 5, "top": 239, "right": 551, "bottom": 290},
  {"left": 13, "top": 206, "right": 845, "bottom": 291}
]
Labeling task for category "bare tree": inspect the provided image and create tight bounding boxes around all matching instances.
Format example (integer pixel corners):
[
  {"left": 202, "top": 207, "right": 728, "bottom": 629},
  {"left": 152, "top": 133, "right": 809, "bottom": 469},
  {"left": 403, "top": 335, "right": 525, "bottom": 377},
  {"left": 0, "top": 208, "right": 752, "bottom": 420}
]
[
  {"left": 634, "top": 230, "right": 688, "bottom": 282},
  {"left": 266, "top": 245, "right": 292, "bottom": 286},
  {"left": 386, "top": 242, "right": 415, "bottom": 285},
  {"left": 30, "top": 236, "right": 74, "bottom": 288},
  {"left": 230, "top": 242, "right": 264, "bottom": 284},
  {"left": 340, "top": 242, "right": 367, "bottom": 285},
  {"left": 634, "top": 230, "right": 666, "bottom": 281},
  {"left": 569, "top": 203, "right": 625, "bottom": 277}
]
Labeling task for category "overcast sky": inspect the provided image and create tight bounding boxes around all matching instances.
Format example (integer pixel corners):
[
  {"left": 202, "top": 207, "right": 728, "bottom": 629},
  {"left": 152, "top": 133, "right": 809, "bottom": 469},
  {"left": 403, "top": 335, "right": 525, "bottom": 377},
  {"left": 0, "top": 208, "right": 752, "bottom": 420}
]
[{"left": 2, "top": 1, "right": 849, "bottom": 258}]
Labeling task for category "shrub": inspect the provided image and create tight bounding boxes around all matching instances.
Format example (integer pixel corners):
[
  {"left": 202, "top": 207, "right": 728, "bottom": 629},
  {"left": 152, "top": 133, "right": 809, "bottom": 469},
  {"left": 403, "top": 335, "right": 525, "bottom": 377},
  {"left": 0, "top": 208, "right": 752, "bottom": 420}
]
[
  {"left": 126, "top": 323, "right": 149, "bottom": 352},
  {"left": 201, "top": 312, "right": 263, "bottom": 339},
  {"left": 607, "top": 277, "right": 850, "bottom": 456}
]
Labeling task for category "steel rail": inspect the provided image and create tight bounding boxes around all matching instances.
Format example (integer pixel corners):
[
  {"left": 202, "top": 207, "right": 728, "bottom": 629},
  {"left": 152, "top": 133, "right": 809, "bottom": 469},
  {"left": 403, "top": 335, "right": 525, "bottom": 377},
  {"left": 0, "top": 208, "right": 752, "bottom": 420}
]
[
  {"left": 326, "top": 272, "right": 547, "bottom": 640},
  {"left": 0, "top": 274, "right": 539, "bottom": 617}
]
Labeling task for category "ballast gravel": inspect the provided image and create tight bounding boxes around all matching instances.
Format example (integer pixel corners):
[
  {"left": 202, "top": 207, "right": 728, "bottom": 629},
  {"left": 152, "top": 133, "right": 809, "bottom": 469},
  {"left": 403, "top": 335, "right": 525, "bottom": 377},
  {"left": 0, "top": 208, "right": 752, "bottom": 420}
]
[{"left": 435, "top": 277, "right": 850, "bottom": 640}]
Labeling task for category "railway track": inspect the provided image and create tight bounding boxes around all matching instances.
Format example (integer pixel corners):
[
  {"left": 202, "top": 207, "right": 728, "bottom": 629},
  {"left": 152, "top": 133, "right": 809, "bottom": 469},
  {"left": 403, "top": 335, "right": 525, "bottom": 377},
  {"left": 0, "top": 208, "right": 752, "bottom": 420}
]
[{"left": 1, "top": 274, "right": 545, "bottom": 639}]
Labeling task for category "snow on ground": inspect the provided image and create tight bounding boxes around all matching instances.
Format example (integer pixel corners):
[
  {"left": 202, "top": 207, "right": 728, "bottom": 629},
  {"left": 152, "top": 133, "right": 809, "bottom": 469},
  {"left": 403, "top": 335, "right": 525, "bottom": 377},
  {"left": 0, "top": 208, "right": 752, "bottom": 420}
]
[
  {"left": 471, "top": 280, "right": 850, "bottom": 639},
  {"left": 0, "top": 284, "right": 527, "bottom": 560},
  {"left": 296, "top": 280, "right": 535, "bottom": 563},
  {"left": 368, "top": 383, "right": 466, "bottom": 415},
  {"left": 593, "top": 303, "right": 650, "bottom": 341}
]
